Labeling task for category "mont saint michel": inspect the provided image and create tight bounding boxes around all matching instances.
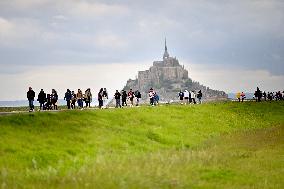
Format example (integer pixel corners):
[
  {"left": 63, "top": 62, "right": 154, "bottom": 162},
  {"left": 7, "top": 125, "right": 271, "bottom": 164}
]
[{"left": 124, "top": 40, "right": 228, "bottom": 102}]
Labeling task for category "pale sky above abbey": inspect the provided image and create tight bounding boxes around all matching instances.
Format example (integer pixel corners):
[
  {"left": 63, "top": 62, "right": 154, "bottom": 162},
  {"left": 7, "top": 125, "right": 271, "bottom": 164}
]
[{"left": 0, "top": 0, "right": 283, "bottom": 100}]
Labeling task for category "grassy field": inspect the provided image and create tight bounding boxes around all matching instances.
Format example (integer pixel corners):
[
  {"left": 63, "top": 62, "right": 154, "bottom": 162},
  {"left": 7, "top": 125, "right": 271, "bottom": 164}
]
[{"left": 0, "top": 101, "right": 283, "bottom": 188}]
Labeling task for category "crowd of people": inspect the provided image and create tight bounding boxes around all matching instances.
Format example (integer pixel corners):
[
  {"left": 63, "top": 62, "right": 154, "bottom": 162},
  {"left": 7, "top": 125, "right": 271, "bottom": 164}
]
[
  {"left": 27, "top": 87, "right": 92, "bottom": 112},
  {"left": 27, "top": 86, "right": 282, "bottom": 112},
  {"left": 27, "top": 86, "right": 202, "bottom": 111},
  {"left": 254, "top": 87, "right": 284, "bottom": 102},
  {"left": 235, "top": 87, "right": 284, "bottom": 102},
  {"left": 178, "top": 89, "right": 202, "bottom": 104},
  {"left": 27, "top": 87, "right": 153, "bottom": 111}
]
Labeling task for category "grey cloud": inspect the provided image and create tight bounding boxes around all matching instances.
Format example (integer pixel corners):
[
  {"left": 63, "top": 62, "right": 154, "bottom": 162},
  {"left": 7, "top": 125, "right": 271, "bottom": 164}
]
[{"left": 0, "top": 0, "right": 283, "bottom": 75}]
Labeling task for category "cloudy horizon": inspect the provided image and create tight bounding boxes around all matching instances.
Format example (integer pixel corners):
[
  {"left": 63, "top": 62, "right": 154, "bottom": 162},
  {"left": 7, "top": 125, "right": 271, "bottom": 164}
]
[{"left": 0, "top": 0, "right": 283, "bottom": 101}]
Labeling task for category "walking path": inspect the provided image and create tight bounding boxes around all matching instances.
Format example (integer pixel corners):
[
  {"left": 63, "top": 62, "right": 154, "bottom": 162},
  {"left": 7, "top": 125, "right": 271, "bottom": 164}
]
[{"left": 0, "top": 106, "right": 141, "bottom": 116}]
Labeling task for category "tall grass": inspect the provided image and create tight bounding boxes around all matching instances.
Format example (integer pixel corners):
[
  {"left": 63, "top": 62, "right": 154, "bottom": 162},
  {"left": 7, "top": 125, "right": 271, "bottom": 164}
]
[{"left": 0, "top": 101, "right": 283, "bottom": 188}]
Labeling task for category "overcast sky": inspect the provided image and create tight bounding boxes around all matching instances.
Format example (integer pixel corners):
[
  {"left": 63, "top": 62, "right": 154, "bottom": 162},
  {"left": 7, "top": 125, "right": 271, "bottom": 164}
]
[{"left": 0, "top": 0, "right": 283, "bottom": 100}]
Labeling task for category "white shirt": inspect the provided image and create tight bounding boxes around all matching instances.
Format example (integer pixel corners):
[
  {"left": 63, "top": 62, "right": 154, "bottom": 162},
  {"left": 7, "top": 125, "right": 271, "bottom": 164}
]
[
  {"left": 191, "top": 91, "right": 196, "bottom": 98},
  {"left": 184, "top": 90, "right": 189, "bottom": 98}
]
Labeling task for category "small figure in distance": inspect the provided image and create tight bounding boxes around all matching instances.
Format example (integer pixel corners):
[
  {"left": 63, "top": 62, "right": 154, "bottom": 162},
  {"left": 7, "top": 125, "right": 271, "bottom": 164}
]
[
  {"left": 236, "top": 92, "right": 241, "bottom": 102},
  {"left": 191, "top": 90, "right": 196, "bottom": 104},
  {"left": 121, "top": 90, "right": 127, "bottom": 107},
  {"left": 98, "top": 88, "right": 104, "bottom": 109},
  {"left": 267, "top": 92, "right": 272, "bottom": 101},
  {"left": 27, "top": 87, "right": 35, "bottom": 112},
  {"left": 51, "top": 89, "right": 58, "bottom": 110},
  {"left": 71, "top": 91, "right": 76, "bottom": 109},
  {"left": 64, "top": 89, "right": 72, "bottom": 109},
  {"left": 114, "top": 90, "right": 121, "bottom": 108},
  {"left": 84, "top": 88, "right": 92, "bottom": 108},
  {"left": 149, "top": 88, "right": 155, "bottom": 106},
  {"left": 102, "top": 88, "right": 108, "bottom": 108},
  {"left": 37, "top": 89, "right": 46, "bottom": 110},
  {"left": 128, "top": 89, "right": 134, "bottom": 107},
  {"left": 134, "top": 90, "right": 141, "bottom": 106},
  {"left": 277, "top": 91, "right": 282, "bottom": 101},
  {"left": 45, "top": 94, "right": 52, "bottom": 110},
  {"left": 77, "top": 89, "right": 84, "bottom": 109},
  {"left": 240, "top": 92, "right": 245, "bottom": 102},
  {"left": 263, "top": 91, "right": 267, "bottom": 101},
  {"left": 154, "top": 92, "right": 159, "bottom": 106},
  {"left": 197, "top": 90, "right": 202, "bottom": 104},
  {"left": 178, "top": 90, "right": 184, "bottom": 104},
  {"left": 183, "top": 90, "right": 189, "bottom": 105},
  {"left": 254, "top": 87, "right": 262, "bottom": 102}
]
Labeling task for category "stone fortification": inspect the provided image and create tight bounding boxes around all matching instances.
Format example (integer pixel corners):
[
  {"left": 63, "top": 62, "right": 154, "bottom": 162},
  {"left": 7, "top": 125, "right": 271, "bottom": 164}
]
[{"left": 123, "top": 40, "right": 227, "bottom": 102}]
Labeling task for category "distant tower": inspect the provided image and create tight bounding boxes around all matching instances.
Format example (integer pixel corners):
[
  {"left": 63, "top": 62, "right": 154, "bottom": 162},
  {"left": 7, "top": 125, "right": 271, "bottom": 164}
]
[{"left": 163, "top": 38, "right": 169, "bottom": 60}]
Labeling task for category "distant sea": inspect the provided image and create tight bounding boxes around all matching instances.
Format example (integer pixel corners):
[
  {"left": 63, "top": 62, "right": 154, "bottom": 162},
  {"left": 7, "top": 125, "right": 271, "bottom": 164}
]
[{"left": 227, "top": 93, "right": 255, "bottom": 100}]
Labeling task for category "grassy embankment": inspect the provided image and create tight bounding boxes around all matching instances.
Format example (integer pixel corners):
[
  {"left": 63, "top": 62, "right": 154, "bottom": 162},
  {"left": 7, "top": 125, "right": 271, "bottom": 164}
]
[{"left": 0, "top": 101, "right": 283, "bottom": 188}]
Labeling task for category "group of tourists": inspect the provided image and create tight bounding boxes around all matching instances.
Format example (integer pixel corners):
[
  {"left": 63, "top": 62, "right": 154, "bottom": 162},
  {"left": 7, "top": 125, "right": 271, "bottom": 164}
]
[
  {"left": 114, "top": 89, "right": 143, "bottom": 108},
  {"left": 26, "top": 87, "right": 145, "bottom": 111},
  {"left": 235, "top": 87, "right": 284, "bottom": 102},
  {"left": 27, "top": 87, "right": 92, "bottom": 112},
  {"left": 64, "top": 88, "right": 92, "bottom": 109},
  {"left": 254, "top": 87, "right": 284, "bottom": 102},
  {"left": 27, "top": 87, "right": 59, "bottom": 112},
  {"left": 178, "top": 90, "right": 202, "bottom": 104},
  {"left": 27, "top": 86, "right": 204, "bottom": 111},
  {"left": 235, "top": 92, "right": 246, "bottom": 102}
]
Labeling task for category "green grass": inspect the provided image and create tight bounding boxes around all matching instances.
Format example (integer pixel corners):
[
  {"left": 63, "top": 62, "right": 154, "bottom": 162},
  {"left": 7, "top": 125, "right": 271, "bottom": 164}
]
[{"left": 0, "top": 101, "right": 283, "bottom": 188}]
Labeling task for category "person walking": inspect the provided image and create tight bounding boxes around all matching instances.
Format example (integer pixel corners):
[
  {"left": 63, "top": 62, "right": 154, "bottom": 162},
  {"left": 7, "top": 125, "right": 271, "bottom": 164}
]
[
  {"left": 102, "top": 88, "right": 108, "bottom": 108},
  {"left": 255, "top": 87, "right": 262, "bottom": 102},
  {"left": 71, "top": 91, "right": 76, "bottom": 109},
  {"left": 197, "top": 90, "right": 202, "bottom": 104},
  {"left": 64, "top": 89, "right": 72, "bottom": 109},
  {"left": 134, "top": 90, "right": 141, "bottom": 106},
  {"left": 98, "top": 88, "right": 104, "bottom": 109},
  {"left": 184, "top": 90, "right": 189, "bottom": 104},
  {"left": 84, "top": 88, "right": 92, "bottom": 108},
  {"left": 128, "top": 89, "right": 134, "bottom": 107},
  {"left": 121, "top": 90, "right": 127, "bottom": 107},
  {"left": 37, "top": 89, "right": 46, "bottom": 110},
  {"left": 191, "top": 91, "right": 196, "bottom": 104},
  {"left": 149, "top": 88, "right": 155, "bottom": 106},
  {"left": 263, "top": 91, "right": 267, "bottom": 101},
  {"left": 27, "top": 87, "right": 35, "bottom": 112},
  {"left": 114, "top": 90, "right": 121, "bottom": 108},
  {"left": 45, "top": 94, "right": 52, "bottom": 110},
  {"left": 76, "top": 89, "right": 84, "bottom": 108},
  {"left": 236, "top": 92, "right": 241, "bottom": 102},
  {"left": 51, "top": 89, "right": 58, "bottom": 110},
  {"left": 154, "top": 92, "right": 159, "bottom": 105},
  {"left": 178, "top": 90, "right": 184, "bottom": 104},
  {"left": 240, "top": 92, "right": 246, "bottom": 102}
]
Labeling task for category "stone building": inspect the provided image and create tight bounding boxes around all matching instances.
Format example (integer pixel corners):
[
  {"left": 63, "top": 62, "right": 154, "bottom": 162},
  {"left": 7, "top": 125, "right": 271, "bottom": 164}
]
[{"left": 123, "top": 39, "right": 227, "bottom": 102}]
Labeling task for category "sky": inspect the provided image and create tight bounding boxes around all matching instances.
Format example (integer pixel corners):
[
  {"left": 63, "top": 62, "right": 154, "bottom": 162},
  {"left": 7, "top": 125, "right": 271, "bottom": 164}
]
[{"left": 0, "top": 0, "right": 283, "bottom": 100}]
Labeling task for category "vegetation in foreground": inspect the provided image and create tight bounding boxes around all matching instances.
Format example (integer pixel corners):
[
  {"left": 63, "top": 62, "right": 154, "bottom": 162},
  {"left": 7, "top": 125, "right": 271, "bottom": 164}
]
[{"left": 0, "top": 101, "right": 283, "bottom": 188}]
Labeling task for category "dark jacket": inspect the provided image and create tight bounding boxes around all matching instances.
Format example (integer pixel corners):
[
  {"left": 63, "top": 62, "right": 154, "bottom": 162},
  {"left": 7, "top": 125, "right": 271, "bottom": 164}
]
[
  {"left": 65, "top": 91, "right": 72, "bottom": 101},
  {"left": 27, "top": 90, "right": 35, "bottom": 100},
  {"left": 98, "top": 92, "right": 103, "bottom": 100},
  {"left": 114, "top": 92, "right": 121, "bottom": 99},
  {"left": 197, "top": 91, "right": 202, "bottom": 98},
  {"left": 135, "top": 91, "right": 141, "bottom": 98},
  {"left": 38, "top": 91, "right": 46, "bottom": 103},
  {"left": 122, "top": 91, "right": 127, "bottom": 100}
]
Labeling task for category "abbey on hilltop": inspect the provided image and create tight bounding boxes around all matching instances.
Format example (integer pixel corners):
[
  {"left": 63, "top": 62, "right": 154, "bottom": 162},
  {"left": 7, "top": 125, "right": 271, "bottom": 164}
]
[{"left": 123, "top": 39, "right": 227, "bottom": 102}]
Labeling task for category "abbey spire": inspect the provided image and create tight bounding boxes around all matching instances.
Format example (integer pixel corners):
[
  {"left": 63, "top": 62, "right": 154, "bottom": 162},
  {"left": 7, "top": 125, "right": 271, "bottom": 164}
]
[{"left": 163, "top": 38, "right": 169, "bottom": 60}]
